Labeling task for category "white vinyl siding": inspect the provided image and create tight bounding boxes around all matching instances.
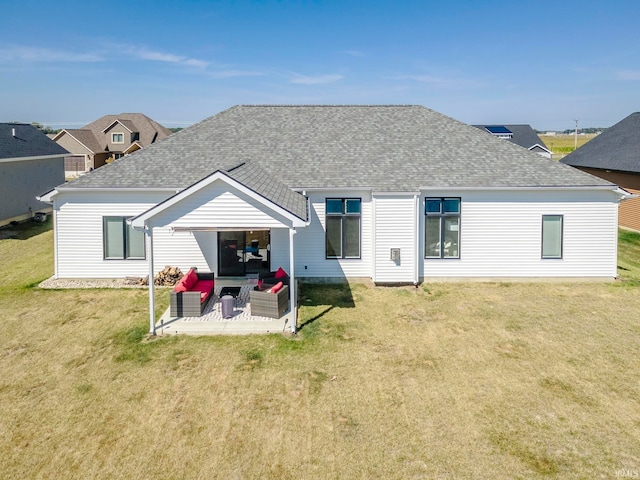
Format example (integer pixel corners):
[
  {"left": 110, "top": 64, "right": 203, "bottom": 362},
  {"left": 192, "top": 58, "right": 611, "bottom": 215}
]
[
  {"left": 373, "top": 195, "right": 417, "bottom": 283},
  {"left": 293, "top": 191, "right": 372, "bottom": 278},
  {"left": 148, "top": 182, "right": 293, "bottom": 230},
  {"left": 421, "top": 189, "right": 619, "bottom": 279},
  {"left": 53, "top": 180, "right": 297, "bottom": 279},
  {"left": 55, "top": 191, "right": 166, "bottom": 278}
]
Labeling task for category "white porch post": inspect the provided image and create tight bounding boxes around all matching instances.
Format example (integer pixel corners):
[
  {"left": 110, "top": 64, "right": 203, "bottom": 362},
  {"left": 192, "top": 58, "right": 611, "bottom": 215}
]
[
  {"left": 289, "top": 227, "right": 297, "bottom": 334},
  {"left": 147, "top": 225, "right": 156, "bottom": 335}
]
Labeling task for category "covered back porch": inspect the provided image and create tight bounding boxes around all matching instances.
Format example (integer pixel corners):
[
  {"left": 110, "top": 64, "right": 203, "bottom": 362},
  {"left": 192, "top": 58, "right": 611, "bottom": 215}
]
[{"left": 129, "top": 162, "right": 309, "bottom": 335}]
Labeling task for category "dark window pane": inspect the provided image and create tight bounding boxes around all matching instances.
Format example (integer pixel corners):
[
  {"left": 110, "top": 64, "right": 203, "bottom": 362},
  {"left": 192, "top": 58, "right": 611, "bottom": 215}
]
[
  {"left": 325, "top": 216, "right": 342, "bottom": 257},
  {"left": 326, "top": 199, "right": 343, "bottom": 214},
  {"left": 425, "top": 216, "right": 442, "bottom": 258},
  {"left": 542, "top": 215, "right": 563, "bottom": 258},
  {"left": 443, "top": 217, "right": 460, "bottom": 258},
  {"left": 104, "top": 217, "right": 124, "bottom": 259},
  {"left": 126, "top": 225, "right": 145, "bottom": 259},
  {"left": 343, "top": 216, "right": 360, "bottom": 257},
  {"left": 345, "top": 198, "right": 361, "bottom": 214},
  {"left": 426, "top": 199, "right": 442, "bottom": 214},
  {"left": 443, "top": 198, "right": 460, "bottom": 213}
]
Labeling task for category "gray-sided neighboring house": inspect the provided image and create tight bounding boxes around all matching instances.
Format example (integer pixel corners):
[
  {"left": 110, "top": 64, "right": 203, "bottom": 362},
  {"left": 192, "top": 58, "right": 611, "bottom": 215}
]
[
  {"left": 561, "top": 112, "right": 640, "bottom": 232},
  {"left": 0, "top": 123, "right": 68, "bottom": 227},
  {"left": 473, "top": 124, "right": 552, "bottom": 158},
  {"left": 40, "top": 105, "right": 631, "bottom": 329},
  {"left": 52, "top": 113, "right": 172, "bottom": 177}
]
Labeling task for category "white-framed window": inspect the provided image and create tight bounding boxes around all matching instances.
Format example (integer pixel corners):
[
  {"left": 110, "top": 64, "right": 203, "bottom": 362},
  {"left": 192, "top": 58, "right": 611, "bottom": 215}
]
[
  {"left": 111, "top": 133, "right": 124, "bottom": 144},
  {"left": 425, "top": 197, "right": 460, "bottom": 259},
  {"left": 103, "top": 217, "right": 145, "bottom": 260},
  {"left": 325, "top": 198, "right": 361, "bottom": 259},
  {"left": 542, "top": 215, "right": 563, "bottom": 259}
]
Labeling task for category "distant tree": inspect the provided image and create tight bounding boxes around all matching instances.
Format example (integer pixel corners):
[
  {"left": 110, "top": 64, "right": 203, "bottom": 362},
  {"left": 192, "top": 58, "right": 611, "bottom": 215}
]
[
  {"left": 31, "top": 122, "right": 61, "bottom": 134},
  {"left": 168, "top": 127, "right": 183, "bottom": 133}
]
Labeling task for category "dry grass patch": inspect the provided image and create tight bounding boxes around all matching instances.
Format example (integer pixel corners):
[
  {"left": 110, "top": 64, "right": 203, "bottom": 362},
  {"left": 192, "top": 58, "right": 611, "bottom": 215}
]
[{"left": 1, "top": 224, "right": 640, "bottom": 478}]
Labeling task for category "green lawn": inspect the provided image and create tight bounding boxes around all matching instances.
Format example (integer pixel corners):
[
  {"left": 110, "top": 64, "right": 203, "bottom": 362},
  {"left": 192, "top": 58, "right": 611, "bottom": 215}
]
[{"left": 1, "top": 221, "right": 640, "bottom": 479}]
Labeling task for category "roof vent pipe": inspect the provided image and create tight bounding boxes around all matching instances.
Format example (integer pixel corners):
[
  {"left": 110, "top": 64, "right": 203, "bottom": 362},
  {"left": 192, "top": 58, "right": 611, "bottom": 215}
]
[{"left": 12, "top": 128, "right": 16, "bottom": 137}]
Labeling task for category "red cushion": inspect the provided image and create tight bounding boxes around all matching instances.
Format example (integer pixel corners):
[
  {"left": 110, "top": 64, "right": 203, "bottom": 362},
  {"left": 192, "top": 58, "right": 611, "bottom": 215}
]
[
  {"left": 274, "top": 267, "right": 287, "bottom": 279},
  {"left": 270, "top": 281, "right": 283, "bottom": 294},
  {"left": 193, "top": 280, "right": 214, "bottom": 294},
  {"left": 173, "top": 281, "right": 187, "bottom": 293},
  {"left": 182, "top": 269, "right": 198, "bottom": 290},
  {"left": 200, "top": 290, "right": 212, "bottom": 302}
]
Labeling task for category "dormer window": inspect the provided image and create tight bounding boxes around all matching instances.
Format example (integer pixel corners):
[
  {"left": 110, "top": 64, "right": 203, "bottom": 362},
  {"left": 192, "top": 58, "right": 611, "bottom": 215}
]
[{"left": 112, "top": 133, "right": 124, "bottom": 144}]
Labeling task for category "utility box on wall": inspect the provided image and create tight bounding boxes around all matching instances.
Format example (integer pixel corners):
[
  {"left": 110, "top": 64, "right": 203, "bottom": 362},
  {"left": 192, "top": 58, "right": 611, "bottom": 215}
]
[{"left": 390, "top": 248, "right": 401, "bottom": 262}]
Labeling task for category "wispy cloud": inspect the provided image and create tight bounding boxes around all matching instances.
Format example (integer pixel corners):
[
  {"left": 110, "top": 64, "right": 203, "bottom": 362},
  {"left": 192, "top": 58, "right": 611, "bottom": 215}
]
[
  {"left": 289, "top": 73, "right": 344, "bottom": 85},
  {"left": 0, "top": 46, "right": 103, "bottom": 63},
  {"left": 616, "top": 70, "right": 640, "bottom": 81},
  {"left": 121, "top": 45, "right": 208, "bottom": 68}
]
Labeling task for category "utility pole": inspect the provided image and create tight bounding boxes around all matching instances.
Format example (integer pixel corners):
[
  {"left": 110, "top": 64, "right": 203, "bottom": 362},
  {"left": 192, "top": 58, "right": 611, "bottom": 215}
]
[{"left": 573, "top": 118, "right": 579, "bottom": 150}]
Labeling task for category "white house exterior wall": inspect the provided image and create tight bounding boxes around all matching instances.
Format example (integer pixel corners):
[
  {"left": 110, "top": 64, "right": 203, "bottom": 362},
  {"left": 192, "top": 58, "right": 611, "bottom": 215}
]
[
  {"left": 420, "top": 189, "right": 619, "bottom": 279},
  {"left": 147, "top": 182, "right": 294, "bottom": 230},
  {"left": 54, "top": 191, "right": 169, "bottom": 278},
  {"left": 373, "top": 195, "right": 417, "bottom": 283},
  {"left": 270, "top": 228, "right": 291, "bottom": 273},
  {"left": 52, "top": 186, "right": 620, "bottom": 281},
  {"left": 293, "top": 191, "right": 373, "bottom": 278}
]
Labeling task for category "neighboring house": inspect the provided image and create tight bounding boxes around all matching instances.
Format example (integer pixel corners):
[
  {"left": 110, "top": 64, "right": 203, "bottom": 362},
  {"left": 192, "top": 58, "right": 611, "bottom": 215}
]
[
  {"left": 473, "top": 124, "right": 552, "bottom": 158},
  {"left": 561, "top": 112, "right": 640, "bottom": 232},
  {"left": 52, "top": 113, "right": 172, "bottom": 177},
  {"left": 0, "top": 123, "right": 68, "bottom": 227},
  {"left": 40, "top": 105, "right": 629, "bottom": 330}
]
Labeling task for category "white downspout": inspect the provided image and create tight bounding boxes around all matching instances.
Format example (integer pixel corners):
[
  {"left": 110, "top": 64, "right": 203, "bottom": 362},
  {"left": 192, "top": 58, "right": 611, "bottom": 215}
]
[
  {"left": 147, "top": 225, "right": 156, "bottom": 335},
  {"left": 289, "top": 227, "right": 297, "bottom": 334},
  {"left": 414, "top": 194, "right": 420, "bottom": 286}
]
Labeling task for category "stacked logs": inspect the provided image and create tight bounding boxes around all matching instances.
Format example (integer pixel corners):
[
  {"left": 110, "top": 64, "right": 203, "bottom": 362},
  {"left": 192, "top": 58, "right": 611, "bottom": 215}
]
[{"left": 153, "top": 266, "right": 184, "bottom": 286}]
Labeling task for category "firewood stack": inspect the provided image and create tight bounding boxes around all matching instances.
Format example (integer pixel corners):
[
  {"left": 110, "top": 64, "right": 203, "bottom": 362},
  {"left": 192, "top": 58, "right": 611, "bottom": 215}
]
[{"left": 153, "top": 266, "right": 184, "bottom": 286}]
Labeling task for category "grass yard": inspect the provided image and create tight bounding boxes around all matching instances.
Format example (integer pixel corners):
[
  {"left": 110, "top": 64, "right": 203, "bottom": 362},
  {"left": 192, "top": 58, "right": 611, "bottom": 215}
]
[{"left": 1, "top": 221, "right": 640, "bottom": 479}]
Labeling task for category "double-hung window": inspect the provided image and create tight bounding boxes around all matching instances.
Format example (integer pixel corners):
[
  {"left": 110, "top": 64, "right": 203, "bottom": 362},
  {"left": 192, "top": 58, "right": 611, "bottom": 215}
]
[
  {"left": 325, "top": 198, "right": 361, "bottom": 259},
  {"left": 103, "top": 216, "right": 145, "bottom": 260},
  {"left": 111, "top": 133, "right": 124, "bottom": 144},
  {"left": 425, "top": 197, "right": 460, "bottom": 259},
  {"left": 541, "top": 215, "right": 563, "bottom": 259}
]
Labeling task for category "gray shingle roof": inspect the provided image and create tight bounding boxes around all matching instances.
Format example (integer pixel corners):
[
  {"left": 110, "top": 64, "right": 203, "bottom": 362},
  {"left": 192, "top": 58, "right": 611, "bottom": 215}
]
[
  {"left": 0, "top": 123, "right": 69, "bottom": 159},
  {"left": 561, "top": 112, "right": 640, "bottom": 174},
  {"left": 84, "top": 113, "right": 172, "bottom": 146},
  {"left": 225, "top": 161, "right": 307, "bottom": 220},
  {"left": 58, "top": 128, "right": 104, "bottom": 153},
  {"left": 473, "top": 124, "right": 550, "bottom": 151},
  {"left": 62, "top": 105, "right": 612, "bottom": 191}
]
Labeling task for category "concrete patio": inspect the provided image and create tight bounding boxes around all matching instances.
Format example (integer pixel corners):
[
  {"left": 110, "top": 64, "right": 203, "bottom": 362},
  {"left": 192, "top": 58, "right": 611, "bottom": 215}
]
[{"left": 155, "top": 278, "right": 294, "bottom": 335}]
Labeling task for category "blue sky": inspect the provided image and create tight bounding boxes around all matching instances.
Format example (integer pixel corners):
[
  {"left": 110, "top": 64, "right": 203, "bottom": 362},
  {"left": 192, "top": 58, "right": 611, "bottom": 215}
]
[{"left": 2, "top": 0, "right": 640, "bottom": 131}]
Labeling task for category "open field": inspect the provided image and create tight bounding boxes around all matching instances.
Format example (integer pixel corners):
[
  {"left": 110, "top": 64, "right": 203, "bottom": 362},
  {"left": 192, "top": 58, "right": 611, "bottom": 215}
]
[
  {"left": 1, "top": 221, "right": 640, "bottom": 479},
  {"left": 539, "top": 134, "right": 597, "bottom": 159}
]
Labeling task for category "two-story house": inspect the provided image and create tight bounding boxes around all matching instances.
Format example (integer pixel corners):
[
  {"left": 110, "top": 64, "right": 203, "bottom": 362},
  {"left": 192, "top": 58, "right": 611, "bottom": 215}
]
[{"left": 52, "top": 113, "right": 172, "bottom": 177}]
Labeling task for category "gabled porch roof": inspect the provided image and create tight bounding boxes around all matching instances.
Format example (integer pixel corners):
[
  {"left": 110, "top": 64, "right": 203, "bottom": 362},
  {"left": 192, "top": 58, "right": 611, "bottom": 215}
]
[{"left": 130, "top": 160, "right": 308, "bottom": 229}]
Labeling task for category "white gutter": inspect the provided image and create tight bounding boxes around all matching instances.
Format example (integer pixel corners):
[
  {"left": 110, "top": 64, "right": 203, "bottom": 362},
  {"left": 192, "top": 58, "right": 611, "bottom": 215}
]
[
  {"left": 419, "top": 185, "right": 623, "bottom": 191},
  {"left": 0, "top": 154, "right": 67, "bottom": 164}
]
